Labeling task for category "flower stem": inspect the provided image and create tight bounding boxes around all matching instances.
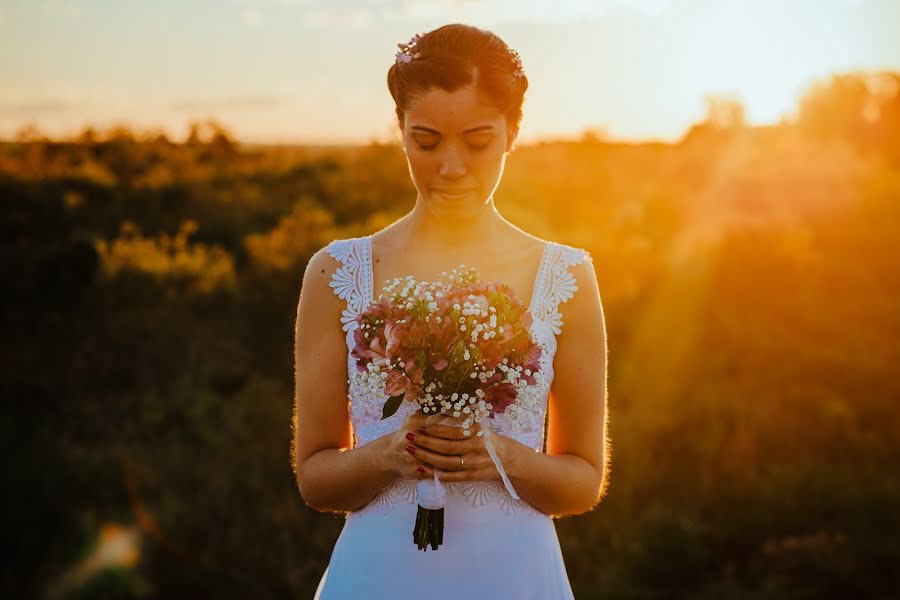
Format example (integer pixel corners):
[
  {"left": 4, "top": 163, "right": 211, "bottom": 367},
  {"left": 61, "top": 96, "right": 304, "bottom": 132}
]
[{"left": 413, "top": 506, "right": 445, "bottom": 551}]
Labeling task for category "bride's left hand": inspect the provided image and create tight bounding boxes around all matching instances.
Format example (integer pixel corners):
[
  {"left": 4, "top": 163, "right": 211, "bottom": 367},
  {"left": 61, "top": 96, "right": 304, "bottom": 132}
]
[{"left": 405, "top": 416, "right": 523, "bottom": 482}]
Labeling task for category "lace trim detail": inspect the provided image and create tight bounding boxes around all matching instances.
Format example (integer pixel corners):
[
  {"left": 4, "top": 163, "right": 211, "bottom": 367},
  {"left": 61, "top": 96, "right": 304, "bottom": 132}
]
[
  {"left": 530, "top": 244, "right": 593, "bottom": 336},
  {"left": 351, "top": 478, "right": 546, "bottom": 518},
  {"left": 325, "top": 237, "right": 373, "bottom": 333}
]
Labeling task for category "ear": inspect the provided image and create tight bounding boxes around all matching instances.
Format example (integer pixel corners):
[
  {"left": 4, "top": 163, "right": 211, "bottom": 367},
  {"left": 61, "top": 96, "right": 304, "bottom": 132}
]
[{"left": 506, "top": 125, "right": 519, "bottom": 153}]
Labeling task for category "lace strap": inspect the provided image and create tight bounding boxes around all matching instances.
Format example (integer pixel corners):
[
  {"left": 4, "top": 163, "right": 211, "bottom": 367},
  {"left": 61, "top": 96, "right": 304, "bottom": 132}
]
[
  {"left": 531, "top": 243, "right": 593, "bottom": 335},
  {"left": 324, "top": 236, "right": 373, "bottom": 332}
]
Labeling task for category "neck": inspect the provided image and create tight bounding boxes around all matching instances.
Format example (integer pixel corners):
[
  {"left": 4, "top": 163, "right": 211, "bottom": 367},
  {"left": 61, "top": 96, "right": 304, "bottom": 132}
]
[{"left": 397, "top": 196, "right": 509, "bottom": 255}]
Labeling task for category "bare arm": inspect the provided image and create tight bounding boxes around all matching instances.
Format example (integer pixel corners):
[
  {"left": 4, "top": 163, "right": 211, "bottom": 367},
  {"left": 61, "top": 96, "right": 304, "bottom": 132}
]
[
  {"left": 505, "top": 258, "right": 610, "bottom": 517},
  {"left": 292, "top": 248, "right": 398, "bottom": 513},
  {"left": 293, "top": 247, "right": 455, "bottom": 513}
]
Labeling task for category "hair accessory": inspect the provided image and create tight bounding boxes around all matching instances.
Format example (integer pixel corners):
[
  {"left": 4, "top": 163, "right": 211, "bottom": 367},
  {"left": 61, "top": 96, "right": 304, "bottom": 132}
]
[
  {"left": 507, "top": 47, "right": 525, "bottom": 78},
  {"left": 395, "top": 33, "right": 424, "bottom": 64}
]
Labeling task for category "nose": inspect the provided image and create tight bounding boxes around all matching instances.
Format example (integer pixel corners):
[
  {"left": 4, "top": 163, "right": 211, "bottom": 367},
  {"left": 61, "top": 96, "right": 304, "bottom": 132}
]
[{"left": 438, "top": 145, "right": 467, "bottom": 179}]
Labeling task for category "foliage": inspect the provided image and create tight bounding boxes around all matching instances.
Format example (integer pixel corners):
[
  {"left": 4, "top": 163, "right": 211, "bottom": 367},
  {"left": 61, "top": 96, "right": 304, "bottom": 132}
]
[{"left": 2, "top": 73, "right": 899, "bottom": 598}]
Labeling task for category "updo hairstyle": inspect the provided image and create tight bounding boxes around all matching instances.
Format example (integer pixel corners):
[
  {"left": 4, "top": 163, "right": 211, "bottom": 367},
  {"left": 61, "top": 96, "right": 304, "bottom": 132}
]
[{"left": 386, "top": 23, "right": 529, "bottom": 141}]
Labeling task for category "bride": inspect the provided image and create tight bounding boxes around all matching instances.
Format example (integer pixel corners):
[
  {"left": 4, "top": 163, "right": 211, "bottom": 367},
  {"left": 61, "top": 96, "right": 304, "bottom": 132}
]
[{"left": 293, "top": 23, "right": 609, "bottom": 599}]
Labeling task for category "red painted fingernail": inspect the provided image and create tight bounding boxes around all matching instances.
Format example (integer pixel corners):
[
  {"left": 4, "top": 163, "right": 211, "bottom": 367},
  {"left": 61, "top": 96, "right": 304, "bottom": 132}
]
[
  {"left": 417, "top": 466, "right": 425, "bottom": 473},
  {"left": 406, "top": 432, "right": 415, "bottom": 441},
  {"left": 406, "top": 445, "right": 416, "bottom": 454},
  {"left": 418, "top": 427, "right": 426, "bottom": 433}
]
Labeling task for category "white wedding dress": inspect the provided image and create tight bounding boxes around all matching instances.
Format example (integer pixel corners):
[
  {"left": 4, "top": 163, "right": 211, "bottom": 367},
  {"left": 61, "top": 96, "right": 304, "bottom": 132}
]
[{"left": 314, "top": 234, "right": 592, "bottom": 600}]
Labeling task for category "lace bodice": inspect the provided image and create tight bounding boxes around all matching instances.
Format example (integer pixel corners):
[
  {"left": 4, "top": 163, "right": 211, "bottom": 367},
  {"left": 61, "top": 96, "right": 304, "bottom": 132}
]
[{"left": 325, "top": 234, "right": 592, "bottom": 516}]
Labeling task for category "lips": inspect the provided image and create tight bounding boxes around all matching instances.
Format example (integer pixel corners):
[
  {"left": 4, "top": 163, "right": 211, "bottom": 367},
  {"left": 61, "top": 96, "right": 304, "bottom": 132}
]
[{"left": 434, "top": 188, "right": 474, "bottom": 196}]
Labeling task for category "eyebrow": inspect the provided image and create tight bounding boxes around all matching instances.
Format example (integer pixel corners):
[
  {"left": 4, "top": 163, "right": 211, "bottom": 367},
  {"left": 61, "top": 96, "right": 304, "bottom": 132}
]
[{"left": 411, "top": 125, "right": 496, "bottom": 134}]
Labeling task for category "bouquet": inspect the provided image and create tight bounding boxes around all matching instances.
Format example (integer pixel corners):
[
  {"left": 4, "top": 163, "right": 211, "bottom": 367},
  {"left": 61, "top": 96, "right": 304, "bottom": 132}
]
[{"left": 350, "top": 265, "right": 543, "bottom": 551}]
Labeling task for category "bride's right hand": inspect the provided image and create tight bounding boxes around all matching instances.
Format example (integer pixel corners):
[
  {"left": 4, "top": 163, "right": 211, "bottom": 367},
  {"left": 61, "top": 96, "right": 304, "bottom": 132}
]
[
  {"left": 384, "top": 410, "right": 479, "bottom": 480},
  {"left": 384, "top": 411, "right": 434, "bottom": 479}
]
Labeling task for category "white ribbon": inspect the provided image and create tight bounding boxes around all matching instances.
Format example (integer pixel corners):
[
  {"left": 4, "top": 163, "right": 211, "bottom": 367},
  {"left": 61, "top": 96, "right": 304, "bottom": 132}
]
[
  {"left": 481, "top": 418, "right": 521, "bottom": 500},
  {"left": 415, "top": 414, "right": 520, "bottom": 509}
]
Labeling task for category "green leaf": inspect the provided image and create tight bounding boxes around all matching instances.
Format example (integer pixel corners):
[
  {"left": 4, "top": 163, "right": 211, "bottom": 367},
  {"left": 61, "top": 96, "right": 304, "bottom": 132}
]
[{"left": 382, "top": 395, "right": 404, "bottom": 420}]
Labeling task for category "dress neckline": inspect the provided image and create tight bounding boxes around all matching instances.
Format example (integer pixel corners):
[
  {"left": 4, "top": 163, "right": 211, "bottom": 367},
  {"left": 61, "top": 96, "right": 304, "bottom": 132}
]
[{"left": 365, "top": 234, "right": 551, "bottom": 318}]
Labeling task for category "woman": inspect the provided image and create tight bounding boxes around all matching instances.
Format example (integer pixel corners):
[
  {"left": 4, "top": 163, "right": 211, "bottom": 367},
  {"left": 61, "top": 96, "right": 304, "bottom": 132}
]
[{"left": 293, "top": 23, "right": 609, "bottom": 599}]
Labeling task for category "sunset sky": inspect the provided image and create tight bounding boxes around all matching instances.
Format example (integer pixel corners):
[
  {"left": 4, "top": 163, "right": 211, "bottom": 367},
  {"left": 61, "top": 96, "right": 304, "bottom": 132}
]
[{"left": 2, "top": 0, "right": 899, "bottom": 144}]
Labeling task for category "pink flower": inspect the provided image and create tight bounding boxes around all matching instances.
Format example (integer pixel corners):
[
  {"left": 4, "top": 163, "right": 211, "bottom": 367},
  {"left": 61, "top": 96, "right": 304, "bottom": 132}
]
[
  {"left": 405, "top": 357, "right": 424, "bottom": 385},
  {"left": 485, "top": 382, "right": 517, "bottom": 417},
  {"left": 384, "top": 320, "right": 401, "bottom": 359},
  {"left": 520, "top": 310, "right": 534, "bottom": 329},
  {"left": 384, "top": 370, "right": 410, "bottom": 397},
  {"left": 519, "top": 344, "right": 542, "bottom": 385},
  {"left": 350, "top": 327, "right": 373, "bottom": 372},
  {"left": 351, "top": 321, "right": 398, "bottom": 372}
]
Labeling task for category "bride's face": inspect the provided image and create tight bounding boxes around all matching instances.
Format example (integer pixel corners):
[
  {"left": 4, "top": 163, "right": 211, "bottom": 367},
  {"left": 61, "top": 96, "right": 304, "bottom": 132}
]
[{"left": 401, "top": 84, "right": 517, "bottom": 218}]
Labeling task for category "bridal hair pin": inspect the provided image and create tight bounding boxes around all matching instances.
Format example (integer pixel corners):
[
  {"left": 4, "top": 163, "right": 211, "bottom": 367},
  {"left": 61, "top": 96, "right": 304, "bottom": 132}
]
[
  {"left": 394, "top": 31, "right": 526, "bottom": 78},
  {"left": 507, "top": 47, "right": 525, "bottom": 78},
  {"left": 395, "top": 32, "right": 424, "bottom": 64}
]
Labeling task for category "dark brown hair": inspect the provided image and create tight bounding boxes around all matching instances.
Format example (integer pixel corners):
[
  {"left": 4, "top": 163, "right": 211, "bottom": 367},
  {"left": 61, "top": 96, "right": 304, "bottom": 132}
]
[{"left": 386, "top": 23, "right": 529, "bottom": 139}]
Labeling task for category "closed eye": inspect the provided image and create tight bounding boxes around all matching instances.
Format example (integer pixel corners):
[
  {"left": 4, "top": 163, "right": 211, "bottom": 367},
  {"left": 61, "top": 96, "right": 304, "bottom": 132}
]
[{"left": 416, "top": 140, "right": 491, "bottom": 152}]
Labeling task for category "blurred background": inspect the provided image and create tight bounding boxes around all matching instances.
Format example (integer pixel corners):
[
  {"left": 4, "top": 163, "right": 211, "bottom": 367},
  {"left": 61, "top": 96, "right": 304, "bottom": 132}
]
[{"left": 3, "top": 0, "right": 899, "bottom": 598}]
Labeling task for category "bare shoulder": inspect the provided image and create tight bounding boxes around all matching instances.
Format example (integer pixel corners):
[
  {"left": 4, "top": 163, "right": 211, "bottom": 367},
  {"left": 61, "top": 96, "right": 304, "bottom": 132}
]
[
  {"left": 299, "top": 243, "right": 343, "bottom": 304},
  {"left": 575, "top": 256, "right": 600, "bottom": 295},
  {"left": 557, "top": 245, "right": 603, "bottom": 337},
  {"left": 303, "top": 244, "right": 340, "bottom": 288},
  {"left": 503, "top": 222, "right": 548, "bottom": 251}
]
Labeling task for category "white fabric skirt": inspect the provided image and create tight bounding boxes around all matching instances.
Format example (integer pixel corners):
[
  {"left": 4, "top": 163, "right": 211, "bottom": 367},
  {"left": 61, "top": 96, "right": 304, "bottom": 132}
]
[{"left": 313, "top": 482, "right": 576, "bottom": 599}]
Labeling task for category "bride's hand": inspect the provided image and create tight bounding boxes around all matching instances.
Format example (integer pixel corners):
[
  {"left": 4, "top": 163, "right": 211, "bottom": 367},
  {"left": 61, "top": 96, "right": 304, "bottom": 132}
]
[
  {"left": 407, "top": 413, "right": 520, "bottom": 483},
  {"left": 385, "top": 411, "right": 449, "bottom": 480}
]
